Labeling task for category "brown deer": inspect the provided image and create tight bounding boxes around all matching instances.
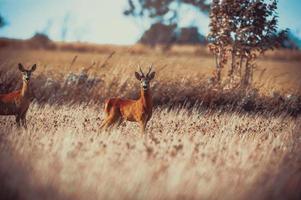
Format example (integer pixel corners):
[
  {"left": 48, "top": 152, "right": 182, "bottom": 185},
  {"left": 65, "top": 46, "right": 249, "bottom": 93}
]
[
  {"left": 0, "top": 63, "right": 36, "bottom": 128},
  {"left": 100, "top": 65, "right": 155, "bottom": 133}
]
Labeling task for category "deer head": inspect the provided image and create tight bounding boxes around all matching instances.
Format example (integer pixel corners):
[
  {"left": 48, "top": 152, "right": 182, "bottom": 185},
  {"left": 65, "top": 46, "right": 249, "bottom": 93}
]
[
  {"left": 135, "top": 64, "right": 155, "bottom": 91},
  {"left": 18, "top": 63, "right": 36, "bottom": 82}
]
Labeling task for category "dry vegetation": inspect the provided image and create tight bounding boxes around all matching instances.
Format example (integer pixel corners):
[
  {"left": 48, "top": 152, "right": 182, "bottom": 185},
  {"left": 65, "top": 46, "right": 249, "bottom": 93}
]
[
  {"left": 0, "top": 44, "right": 301, "bottom": 199},
  {"left": 1, "top": 104, "right": 300, "bottom": 200}
]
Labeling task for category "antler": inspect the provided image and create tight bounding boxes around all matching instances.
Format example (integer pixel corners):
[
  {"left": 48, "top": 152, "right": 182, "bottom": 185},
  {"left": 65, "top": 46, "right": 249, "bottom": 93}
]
[
  {"left": 146, "top": 64, "right": 153, "bottom": 77},
  {"left": 138, "top": 64, "right": 145, "bottom": 77}
]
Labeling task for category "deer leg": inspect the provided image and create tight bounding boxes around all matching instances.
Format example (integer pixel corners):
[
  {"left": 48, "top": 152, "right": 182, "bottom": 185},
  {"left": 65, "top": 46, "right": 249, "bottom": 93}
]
[
  {"left": 100, "top": 116, "right": 110, "bottom": 129},
  {"left": 116, "top": 118, "right": 124, "bottom": 127},
  {"left": 15, "top": 115, "right": 21, "bottom": 128},
  {"left": 100, "top": 115, "right": 119, "bottom": 131},
  {"left": 139, "top": 120, "right": 147, "bottom": 134},
  {"left": 100, "top": 110, "right": 111, "bottom": 129},
  {"left": 21, "top": 112, "right": 27, "bottom": 129},
  {"left": 103, "top": 117, "right": 117, "bottom": 130}
]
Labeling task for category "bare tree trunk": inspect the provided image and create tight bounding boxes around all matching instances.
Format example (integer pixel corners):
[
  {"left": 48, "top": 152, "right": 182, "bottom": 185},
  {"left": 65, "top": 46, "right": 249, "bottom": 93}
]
[
  {"left": 229, "top": 48, "right": 236, "bottom": 82},
  {"left": 237, "top": 55, "right": 244, "bottom": 86},
  {"left": 215, "top": 54, "right": 218, "bottom": 69},
  {"left": 216, "top": 51, "right": 221, "bottom": 83},
  {"left": 239, "top": 55, "right": 243, "bottom": 82},
  {"left": 242, "top": 58, "right": 250, "bottom": 87},
  {"left": 249, "top": 62, "right": 255, "bottom": 86}
]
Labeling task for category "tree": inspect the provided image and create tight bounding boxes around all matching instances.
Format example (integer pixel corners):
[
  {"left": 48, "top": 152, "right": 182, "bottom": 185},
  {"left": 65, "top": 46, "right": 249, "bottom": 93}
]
[
  {"left": 138, "top": 23, "right": 207, "bottom": 47},
  {"left": 208, "top": 0, "right": 286, "bottom": 87},
  {"left": 279, "top": 30, "right": 301, "bottom": 49},
  {"left": 61, "top": 13, "right": 71, "bottom": 41},
  {"left": 124, "top": 0, "right": 210, "bottom": 24},
  {"left": 124, "top": 0, "right": 210, "bottom": 45},
  {"left": 139, "top": 23, "right": 177, "bottom": 47},
  {"left": 177, "top": 27, "right": 207, "bottom": 45},
  {"left": 0, "top": 14, "right": 6, "bottom": 28},
  {"left": 207, "top": 0, "right": 231, "bottom": 83}
]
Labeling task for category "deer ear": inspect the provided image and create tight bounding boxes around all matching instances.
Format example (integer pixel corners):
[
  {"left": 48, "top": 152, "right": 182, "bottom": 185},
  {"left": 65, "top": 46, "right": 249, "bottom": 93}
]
[
  {"left": 18, "top": 63, "right": 25, "bottom": 72},
  {"left": 31, "top": 64, "right": 37, "bottom": 72},
  {"left": 135, "top": 72, "right": 142, "bottom": 80},
  {"left": 148, "top": 72, "right": 155, "bottom": 80}
]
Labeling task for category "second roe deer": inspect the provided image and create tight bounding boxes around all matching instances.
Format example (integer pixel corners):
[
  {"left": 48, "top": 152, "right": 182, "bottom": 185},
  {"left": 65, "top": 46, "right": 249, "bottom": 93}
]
[
  {"left": 0, "top": 63, "right": 36, "bottom": 128},
  {"left": 100, "top": 65, "right": 155, "bottom": 133}
]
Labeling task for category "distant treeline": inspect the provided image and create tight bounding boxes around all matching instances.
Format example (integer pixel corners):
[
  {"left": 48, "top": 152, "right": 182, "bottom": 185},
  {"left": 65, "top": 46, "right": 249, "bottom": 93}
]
[{"left": 0, "top": 33, "right": 300, "bottom": 62}]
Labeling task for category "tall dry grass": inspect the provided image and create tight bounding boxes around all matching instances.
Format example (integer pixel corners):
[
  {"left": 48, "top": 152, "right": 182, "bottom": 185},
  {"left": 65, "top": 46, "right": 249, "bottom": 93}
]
[
  {"left": 0, "top": 48, "right": 301, "bottom": 115},
  {"left": 0, "top": 46, "right": 301, "bottom": 199},
  {"left": 0, "top": 104, "right": 300, "bottom": 200}
]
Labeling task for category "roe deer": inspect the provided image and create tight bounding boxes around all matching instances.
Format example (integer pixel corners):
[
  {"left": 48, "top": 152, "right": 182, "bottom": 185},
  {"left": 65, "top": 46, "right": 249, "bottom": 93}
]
[
  {"left": 100, "top": 65, "right": 155, "bottom": 133},
  {"left": 0, "top": 63, "right": 36, "bottom": 128}
]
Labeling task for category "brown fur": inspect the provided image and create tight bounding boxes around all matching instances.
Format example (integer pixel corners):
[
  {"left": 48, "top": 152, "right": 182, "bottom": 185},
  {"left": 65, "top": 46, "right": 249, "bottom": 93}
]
[
  {"left": 100, "top": 67, "right": 155, "bottom": 133},
  {"left": 0, "top": 63, "right": 36, "bottom": 128}
]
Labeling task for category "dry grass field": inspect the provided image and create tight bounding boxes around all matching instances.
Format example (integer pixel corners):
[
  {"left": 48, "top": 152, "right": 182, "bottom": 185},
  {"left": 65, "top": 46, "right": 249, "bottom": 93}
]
[
  {"left": 0, "top": 43, "right": 301, "bottom": 200},
  {"left": 1, "top": 45, "right": 301, "bottom": 93}
]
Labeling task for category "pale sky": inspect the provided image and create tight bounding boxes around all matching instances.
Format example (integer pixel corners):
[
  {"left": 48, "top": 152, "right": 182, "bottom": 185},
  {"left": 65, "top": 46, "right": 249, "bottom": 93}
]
[{"left": 0, "top": 0, "right": 300, "bottom": 44}]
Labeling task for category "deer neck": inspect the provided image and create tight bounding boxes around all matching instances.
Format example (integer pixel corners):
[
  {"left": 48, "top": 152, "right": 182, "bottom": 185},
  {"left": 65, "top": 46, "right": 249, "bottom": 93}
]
[
  {"left": 21, "top": 80, "right": 30, "bottom": 98},
  {"left": 140, "top": 88, "right": 152, "bottom": 110}
]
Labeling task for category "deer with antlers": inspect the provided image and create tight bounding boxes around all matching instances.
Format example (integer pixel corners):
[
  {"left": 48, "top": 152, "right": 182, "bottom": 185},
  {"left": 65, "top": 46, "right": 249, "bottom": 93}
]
[
  {"left": 0, "top": 63, "right": 36, "bottom": 128},
  {"left": 100, "top": 65, "right": 155, "bottom": 133}
]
